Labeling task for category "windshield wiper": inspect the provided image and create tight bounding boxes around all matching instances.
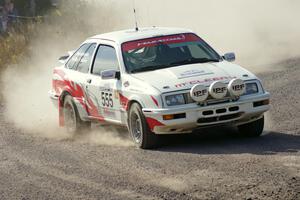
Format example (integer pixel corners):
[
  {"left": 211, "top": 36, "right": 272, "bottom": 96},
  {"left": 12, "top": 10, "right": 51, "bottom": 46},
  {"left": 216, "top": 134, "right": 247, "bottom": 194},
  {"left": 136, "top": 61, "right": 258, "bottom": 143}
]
[
  {"left": 130, "top": 64, "right": 171, "bottom": 73},
  {"left": 170, "top": 58, "right": 220, "bottom": 66}
]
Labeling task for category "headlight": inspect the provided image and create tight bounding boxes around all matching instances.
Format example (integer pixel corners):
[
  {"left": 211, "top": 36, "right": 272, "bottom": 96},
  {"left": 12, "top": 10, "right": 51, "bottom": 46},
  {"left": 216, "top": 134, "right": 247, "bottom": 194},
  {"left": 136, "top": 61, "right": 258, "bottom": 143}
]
[
  {"left": 244, "top": 83, "right": 259, "bottom": 95},
  {"left": 165, "top": 94, "right": 185, "bottom": 106}
]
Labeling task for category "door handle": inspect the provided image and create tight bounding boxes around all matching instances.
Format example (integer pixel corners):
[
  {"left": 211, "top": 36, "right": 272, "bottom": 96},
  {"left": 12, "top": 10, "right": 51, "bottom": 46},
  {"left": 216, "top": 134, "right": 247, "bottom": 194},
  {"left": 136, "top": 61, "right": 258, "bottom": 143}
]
[{"left": 87, "top": 79, "right": 92, "bottom": 84}]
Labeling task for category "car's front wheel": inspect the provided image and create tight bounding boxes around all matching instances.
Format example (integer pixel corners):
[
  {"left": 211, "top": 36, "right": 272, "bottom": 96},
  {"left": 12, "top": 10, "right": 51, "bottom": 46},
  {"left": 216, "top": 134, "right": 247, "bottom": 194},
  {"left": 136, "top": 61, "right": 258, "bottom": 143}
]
[
  {"left": 63, "top": 95, "right": 91, "bottom": 135},
  {"left": 128, "top": 103, "right": 159, "bottom": 149},
  {"left": 238, "top": 116, "right": 264, "bottom": 137}
]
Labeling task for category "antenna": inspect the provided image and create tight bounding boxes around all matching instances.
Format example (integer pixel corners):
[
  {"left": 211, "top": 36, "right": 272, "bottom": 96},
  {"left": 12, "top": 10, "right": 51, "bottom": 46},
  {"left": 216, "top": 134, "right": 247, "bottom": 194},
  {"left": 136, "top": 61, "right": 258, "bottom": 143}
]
[{"left": 133, "top": 0, "right": 139, "bottom": 31}]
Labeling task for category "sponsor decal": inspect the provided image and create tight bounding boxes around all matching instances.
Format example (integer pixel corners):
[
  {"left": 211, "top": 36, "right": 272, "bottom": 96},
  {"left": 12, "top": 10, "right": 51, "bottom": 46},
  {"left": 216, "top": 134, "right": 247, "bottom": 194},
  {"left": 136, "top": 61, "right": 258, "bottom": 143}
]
[
  {"left": 175, "top": 76, "right": 236, "bottom": 88},
  {"left": 179, "top": 69, "right": 213, "bottom": 79},
  {"left": 190, "top": 84, "right": 208, "bottom": 102},
  {"left": 137, "top": 34, "right": 185, "bottom": 47},
  {"left": 228, "top": 79, "right": 246, "bottom": 97},
  {"left": 209, "top": 81, "right": 228, "bottom": 99},
  {"left": 99, "top": 86, "right": 112, "bottom": 92},
  {"left": 122, "top": 33, "right": 201, "bottom": 52}
]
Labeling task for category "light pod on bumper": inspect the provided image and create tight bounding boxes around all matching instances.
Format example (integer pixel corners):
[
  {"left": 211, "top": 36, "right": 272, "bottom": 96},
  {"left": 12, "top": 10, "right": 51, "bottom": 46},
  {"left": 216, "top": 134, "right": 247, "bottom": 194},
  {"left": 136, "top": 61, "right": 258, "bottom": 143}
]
[
  {"left": 209, "top": 81, "right": 227, "bottom": 99},
  {"left": 228, "top": 79, "right": 246, "bottom": 97},
  {"left": 190, "top": 84, "right": 209, "bottom": 102}
]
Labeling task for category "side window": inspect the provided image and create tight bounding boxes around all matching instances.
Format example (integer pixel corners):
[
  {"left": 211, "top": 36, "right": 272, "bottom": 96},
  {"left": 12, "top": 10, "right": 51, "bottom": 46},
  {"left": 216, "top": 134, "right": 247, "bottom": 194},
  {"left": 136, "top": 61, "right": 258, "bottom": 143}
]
[
  {"left": 92, "top": 45, "right": 119, "bottom": 76},
  {"left": 66, "top": 43, "right": 90, "bottom": 70},
  {"left": 77, "top": 43, "right": 96, "bottom": 73}
]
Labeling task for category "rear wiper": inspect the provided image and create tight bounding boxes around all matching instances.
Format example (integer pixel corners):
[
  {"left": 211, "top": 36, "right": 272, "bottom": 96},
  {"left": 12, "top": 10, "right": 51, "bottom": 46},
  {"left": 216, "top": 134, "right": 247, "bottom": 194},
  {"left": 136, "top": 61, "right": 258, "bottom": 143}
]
[
  {"left": 170, "top": 58, "right": 220, "bottom": 66},
  {"left": 130, "top": 64, "right": 171, "bottom": 73}
]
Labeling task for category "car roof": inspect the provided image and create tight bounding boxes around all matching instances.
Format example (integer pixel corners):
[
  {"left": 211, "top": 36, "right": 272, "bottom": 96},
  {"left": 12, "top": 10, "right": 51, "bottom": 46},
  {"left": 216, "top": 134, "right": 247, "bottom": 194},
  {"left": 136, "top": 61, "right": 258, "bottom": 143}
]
[{"left": 88, "top": 27, "right": 194, "bottom": 44}]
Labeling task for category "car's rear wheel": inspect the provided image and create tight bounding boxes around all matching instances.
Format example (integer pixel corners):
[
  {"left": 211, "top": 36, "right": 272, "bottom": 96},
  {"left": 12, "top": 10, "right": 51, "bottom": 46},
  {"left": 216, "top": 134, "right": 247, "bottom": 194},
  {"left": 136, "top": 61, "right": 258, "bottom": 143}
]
[
  {"left": 238, "top": 116, "right": 264, "bottom": 137},
  {"left": 128, "top": 103, "right": 159, "bottom": 149},
  {"left": 63, "top": 95, "right": 91, "bottom": 135}
]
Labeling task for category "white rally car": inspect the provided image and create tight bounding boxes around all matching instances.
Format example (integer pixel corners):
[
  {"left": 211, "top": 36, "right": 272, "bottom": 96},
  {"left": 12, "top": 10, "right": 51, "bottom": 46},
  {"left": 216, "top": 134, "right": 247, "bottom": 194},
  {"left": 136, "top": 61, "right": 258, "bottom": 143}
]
[{"left": 49, "top": 27, "right": 270, "bottom": 149}]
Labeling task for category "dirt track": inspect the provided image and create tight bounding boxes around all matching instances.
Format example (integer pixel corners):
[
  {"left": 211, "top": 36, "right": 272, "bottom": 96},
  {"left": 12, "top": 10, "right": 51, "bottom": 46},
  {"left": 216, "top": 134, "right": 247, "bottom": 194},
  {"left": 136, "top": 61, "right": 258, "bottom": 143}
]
[{"left": 0, "top": 60, "right": 299, "bottom": 200}]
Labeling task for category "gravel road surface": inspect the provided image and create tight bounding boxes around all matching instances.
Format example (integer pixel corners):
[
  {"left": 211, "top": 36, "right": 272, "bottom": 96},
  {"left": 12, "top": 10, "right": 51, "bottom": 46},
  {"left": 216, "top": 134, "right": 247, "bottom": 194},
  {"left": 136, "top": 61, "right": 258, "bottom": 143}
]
[{"left": 0, "top": 60, "right": 299, "bottom": 200}]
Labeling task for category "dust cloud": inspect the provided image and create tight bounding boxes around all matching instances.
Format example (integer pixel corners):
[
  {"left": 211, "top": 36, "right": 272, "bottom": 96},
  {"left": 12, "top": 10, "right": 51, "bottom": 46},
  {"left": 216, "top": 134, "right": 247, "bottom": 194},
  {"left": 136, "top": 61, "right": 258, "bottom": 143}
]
[
  {"left": 1, "top": 0, "right": 299, "bottom": 143},
  {"left": 76, "top": 126, "right": 133, "bottom": 147},
  {"left": 1, "top": 0, "right": 132, "bottom": 146},
  {"left": 128, "top": 0, "right": 300, "bottom": 71}
]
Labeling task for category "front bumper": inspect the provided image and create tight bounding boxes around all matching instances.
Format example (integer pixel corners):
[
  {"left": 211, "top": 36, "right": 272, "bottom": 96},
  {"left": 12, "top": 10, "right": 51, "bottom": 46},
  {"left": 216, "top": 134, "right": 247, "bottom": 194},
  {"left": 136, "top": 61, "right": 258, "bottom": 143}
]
[{"left": 143, "top": 92, "right": 270, "bottom": 134}]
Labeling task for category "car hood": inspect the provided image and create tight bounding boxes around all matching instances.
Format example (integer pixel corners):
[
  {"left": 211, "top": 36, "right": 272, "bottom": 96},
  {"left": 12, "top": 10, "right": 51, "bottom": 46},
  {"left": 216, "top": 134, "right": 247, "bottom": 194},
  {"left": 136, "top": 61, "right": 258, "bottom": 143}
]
[{"left": 130, "top": 61, "right": 257, "bottom": 93}]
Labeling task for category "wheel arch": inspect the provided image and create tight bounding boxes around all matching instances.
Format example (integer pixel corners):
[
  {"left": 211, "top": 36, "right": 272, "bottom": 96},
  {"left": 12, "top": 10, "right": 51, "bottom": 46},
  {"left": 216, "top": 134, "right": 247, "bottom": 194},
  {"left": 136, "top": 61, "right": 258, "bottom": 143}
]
[
  {"left": 126, "top": 96, "right": 146, "bottom": 124},
  {"left": 127, "top": 95, "right": 146, "bottom": 112},
  {"left": 58, "top": 90, "right": 72, "bottom": 127},
  {"left": 126, "top": 98, "right": 159, "bottom": 149},
  {"left": 59, "top": 90, "right": 72, "bottom": 105}
]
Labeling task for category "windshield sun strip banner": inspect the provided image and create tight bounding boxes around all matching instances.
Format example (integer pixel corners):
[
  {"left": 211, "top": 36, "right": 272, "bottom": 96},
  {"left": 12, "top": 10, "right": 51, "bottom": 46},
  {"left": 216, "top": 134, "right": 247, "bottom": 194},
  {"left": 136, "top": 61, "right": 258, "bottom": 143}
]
[{"left": 122, "top": 33, "right": 201, "bottom": 52}]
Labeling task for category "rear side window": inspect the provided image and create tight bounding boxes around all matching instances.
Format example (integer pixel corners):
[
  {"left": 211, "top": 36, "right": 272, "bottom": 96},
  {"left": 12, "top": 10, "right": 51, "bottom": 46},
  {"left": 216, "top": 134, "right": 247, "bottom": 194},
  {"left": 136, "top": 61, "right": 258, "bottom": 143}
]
[
  {"left": 66, "top": 43, "right": 90, "bottom": 70},
  {"left": 77, "top": 43, "right": 96, "bottom": 73},
  {"left": 92, "top": 45, "right": 119, "bottom": 76}
]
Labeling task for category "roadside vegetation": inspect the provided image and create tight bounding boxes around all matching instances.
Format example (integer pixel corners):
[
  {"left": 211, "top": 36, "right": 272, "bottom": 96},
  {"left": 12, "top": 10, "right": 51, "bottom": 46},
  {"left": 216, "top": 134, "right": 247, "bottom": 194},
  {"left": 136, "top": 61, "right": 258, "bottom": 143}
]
[
  {"left": 0, "top": 0, "right": 116, "bottom": 73},
  {"left": 0, "top": 24, "right": 34, "bottom": 71},
  {"left": 0, "top": 0, "right": 118, "bottom": 103},
  {"left": 0, "top": 0, "right": 54, "bottom": 101}
]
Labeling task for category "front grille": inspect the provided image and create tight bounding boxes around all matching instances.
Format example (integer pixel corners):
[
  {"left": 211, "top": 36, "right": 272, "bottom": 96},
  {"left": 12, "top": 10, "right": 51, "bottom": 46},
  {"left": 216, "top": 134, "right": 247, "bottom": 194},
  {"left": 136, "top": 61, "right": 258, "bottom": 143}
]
[
  {"left": 197, "top": 112, "right": 243, "bottom": 124},
  {"left": 216, "top": 108, "right": 227, "bottom": 114},
  {"left": 229, "top": 106, "right": 239, "bottom": 112},
  {"left": 203, "top": 110, "right": 214, "bottom": 116}
]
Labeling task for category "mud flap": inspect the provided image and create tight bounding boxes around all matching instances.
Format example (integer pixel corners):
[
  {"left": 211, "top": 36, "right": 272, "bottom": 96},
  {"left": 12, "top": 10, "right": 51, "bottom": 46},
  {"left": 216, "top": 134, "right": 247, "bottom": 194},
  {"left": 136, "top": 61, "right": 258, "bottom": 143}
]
[{"left": 58, "top": 97, "right": 65, "bottom": 127}]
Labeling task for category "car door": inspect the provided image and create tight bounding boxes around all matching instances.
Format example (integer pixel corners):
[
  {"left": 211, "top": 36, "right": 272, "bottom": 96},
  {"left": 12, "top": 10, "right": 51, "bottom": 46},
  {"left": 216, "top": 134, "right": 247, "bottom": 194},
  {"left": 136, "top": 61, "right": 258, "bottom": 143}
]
[
  {"left": 85, "top": 44, "right": 122, "bottom": 123},
  {"left": 64, "top": 43, "right": 97, "bottom": 118}
]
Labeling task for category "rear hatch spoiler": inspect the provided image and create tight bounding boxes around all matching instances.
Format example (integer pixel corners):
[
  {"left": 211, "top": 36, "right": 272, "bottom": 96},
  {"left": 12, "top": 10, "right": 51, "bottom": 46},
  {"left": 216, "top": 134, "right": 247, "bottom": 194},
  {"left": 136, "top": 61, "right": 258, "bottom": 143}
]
[{"left": 58, "top": 51, "right": 74, "bottom": 64}]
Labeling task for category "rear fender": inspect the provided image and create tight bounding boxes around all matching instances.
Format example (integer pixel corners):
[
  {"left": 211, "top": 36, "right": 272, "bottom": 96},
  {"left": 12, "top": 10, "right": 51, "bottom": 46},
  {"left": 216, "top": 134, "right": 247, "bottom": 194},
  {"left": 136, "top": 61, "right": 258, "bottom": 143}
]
[{"left": 58, "top": 90, "right": 90, "bottom": 127}]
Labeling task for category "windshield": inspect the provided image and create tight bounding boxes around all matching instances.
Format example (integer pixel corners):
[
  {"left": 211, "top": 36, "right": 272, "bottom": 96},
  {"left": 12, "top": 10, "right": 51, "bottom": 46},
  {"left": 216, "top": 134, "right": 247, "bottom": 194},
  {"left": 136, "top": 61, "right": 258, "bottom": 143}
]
[{"left": 122, "top": 33, "right": 221, "bottom": 73}]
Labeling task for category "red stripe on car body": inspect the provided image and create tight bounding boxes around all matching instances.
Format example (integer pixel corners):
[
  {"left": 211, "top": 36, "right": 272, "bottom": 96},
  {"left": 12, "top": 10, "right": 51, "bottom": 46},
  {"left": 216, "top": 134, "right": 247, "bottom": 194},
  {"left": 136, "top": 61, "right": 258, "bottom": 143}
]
[
  {"left": 151, "top": 96, "right": 159, "bottom": 107},
  {"left": 146, "top": 117, "right": 164, "bottom": 131},
  {"left": 54, "top": 68, "right": 104, "bottom": 125},
  {"left": 119, "top": 93, "right": 130, "bottom": 111}
]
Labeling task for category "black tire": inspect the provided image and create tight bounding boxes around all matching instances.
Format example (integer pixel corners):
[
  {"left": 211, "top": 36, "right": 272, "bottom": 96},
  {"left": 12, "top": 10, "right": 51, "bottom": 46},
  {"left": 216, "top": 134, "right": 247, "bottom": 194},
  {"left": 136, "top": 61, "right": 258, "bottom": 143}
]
[
  {"left": 128, "top": 103, "right": 159, "bottom": 149},
  {"left": 238, "top": 116, "right": 264, "bottom": 137},
  {"left": 63, "top": 95, "right": 91, "bottom": 135}
]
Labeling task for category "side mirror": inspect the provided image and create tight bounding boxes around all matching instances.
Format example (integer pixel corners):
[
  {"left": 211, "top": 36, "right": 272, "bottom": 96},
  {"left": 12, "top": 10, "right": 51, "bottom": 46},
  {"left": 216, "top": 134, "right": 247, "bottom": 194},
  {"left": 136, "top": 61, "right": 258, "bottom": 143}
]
[
  {"left": 223, "top": 53, "right": 236, "bottom": 62},
  {"left": 101, "top": 69, "right": 121, "bottom": 80},
  {"left": 58, "top": 55, "right": 69, "bottom": 64}
]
